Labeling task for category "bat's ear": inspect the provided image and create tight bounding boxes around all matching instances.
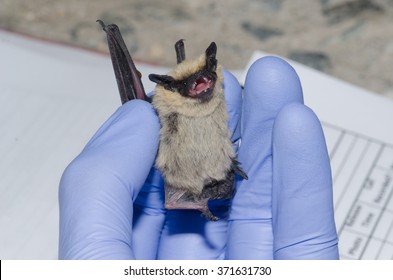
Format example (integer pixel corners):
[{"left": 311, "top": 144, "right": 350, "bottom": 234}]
[
  {"left": 149, "top": 74, "right": 177, "bottom": 91},
  {"left": 205, "top": 42, "right": 217, "bottom": 72},
  {"left": 175, "top": 39, "right": 186, "bottom": 64}
]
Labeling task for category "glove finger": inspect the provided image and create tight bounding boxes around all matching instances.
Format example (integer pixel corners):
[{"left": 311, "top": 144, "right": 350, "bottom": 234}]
[
  {"left": 132, "top": 167, "right": 166, "bottom": 259},
  {"left": 223, "top": 70, "right": 243, "bottom": 144},
  {"left": 156, "top": 70, "right": 242, "bottom": 260},
  {"left": 157, "top": 211, "right": 229, "bottom": 259},
  {"left": 272, "top": 104, "right": 339, "bottom": 259},
  {"left": 227, "top": 56, "right": 303, "bottom": 259},
  {"left": 82, "top": 100, "right": 159, "bottom": 197},
  {"left": 59, "top": 101, "right": 159, "bottom": 259}
]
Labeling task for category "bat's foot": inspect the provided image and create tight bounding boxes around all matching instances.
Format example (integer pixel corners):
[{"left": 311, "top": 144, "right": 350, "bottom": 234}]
[
  {"left": 165, "top": 201, "right": 219, "bottom": 221},
  {"left": 202, "top": 209, "right": 220, "bottom": 221},
  {"left": 232, "top": 158, "right": 248, "bottom": 180},
  {"left": 165, "top": 187, "right": 220, "bottom": 221}
]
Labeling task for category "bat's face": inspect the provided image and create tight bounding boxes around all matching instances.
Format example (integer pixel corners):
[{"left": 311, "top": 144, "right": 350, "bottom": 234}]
[
  {"left": 149, "top": 42, "right": 218, "bottom": 102},
  {"left": 176, "top": 64, "right": 217, "bottom": 101}
]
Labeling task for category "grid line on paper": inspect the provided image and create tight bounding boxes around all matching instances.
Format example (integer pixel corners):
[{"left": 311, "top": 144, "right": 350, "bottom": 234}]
[
  {"left": 342, "top": 226, "right": 393, "bottom": 247},
  {"left": 321, "top": 122, "right": 393, "bottom": 259},
  {"left": 329, "top": 129, "right": 345, "bottom": 159},
  {"left": 337, "top": 144, "right": 384, "bottom": 236},
  {"left": 333, "top": 139, "right": 370, "bottom": 212},
  {"left": 332, "top": 135, "right": 358, "bottom": 184},
  {"left": 359, "top": 173, "right": 393, "bottom": 259},
  {"left": 375, "top": 213, "right": 393, "bottom": 259}
]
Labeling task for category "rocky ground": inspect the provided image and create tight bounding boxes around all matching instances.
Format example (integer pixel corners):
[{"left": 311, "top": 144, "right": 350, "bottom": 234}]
[{"left": 1, "top": 0, "right": 393, "bottom": 98}]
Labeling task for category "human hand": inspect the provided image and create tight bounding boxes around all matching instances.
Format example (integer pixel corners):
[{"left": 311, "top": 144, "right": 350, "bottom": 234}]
[
  {"left": 58, "top": 69, "right": 242, "bottom": 260},
  {"left": 58, "top": 100, "right": 162, "bottom": 259},
  {"left": 156, "top": 56, "right": 339, "bottom": 259},
  {"left": 59, "top": 56, "right": 339, "bottom": 260},
  {"left": 225, "top": 56, "right": 339, "bottom": 259}
]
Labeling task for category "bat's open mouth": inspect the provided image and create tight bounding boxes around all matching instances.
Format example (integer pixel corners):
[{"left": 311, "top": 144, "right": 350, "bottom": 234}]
[{"left": 188, "top": 76, "right": 214, "bottom": 97}]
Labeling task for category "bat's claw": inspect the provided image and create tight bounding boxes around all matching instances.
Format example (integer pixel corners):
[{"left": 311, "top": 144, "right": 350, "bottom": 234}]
[
  {"left": 96, "top": 19, "right": 106, "bottom": 31},
  {"left": 202, "top": 210, "right": 220, "bottom": 221}
]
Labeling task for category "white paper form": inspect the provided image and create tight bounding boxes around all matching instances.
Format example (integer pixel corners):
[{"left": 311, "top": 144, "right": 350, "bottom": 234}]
[{"left": 242, "top": 52, "right": 393, "bottom": 260}]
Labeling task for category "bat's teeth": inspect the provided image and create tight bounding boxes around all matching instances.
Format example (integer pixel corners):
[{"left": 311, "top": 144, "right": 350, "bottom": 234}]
[
  {"left": 188, "top": 75, "right": 214, "bottom": 97},
  {"left": 195, "top": 77, "right": 212, "bottom": 92}
]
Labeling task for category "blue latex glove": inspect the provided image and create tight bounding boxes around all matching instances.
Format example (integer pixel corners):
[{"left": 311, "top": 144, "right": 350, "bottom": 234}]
[
  {"left": 59, "top": 100, "right": 162, "bottom": 259},
  {"left": 58, "top": 70, "right": 241, "bottom": 260},
  {"left": 225, "top": 56, "right": 339, "bottom": 259},
  {"left": 156, "top": 57, "right": 338, "bottom": 259},
  {"left": 59, "top": 56, "right": 339, "bottom": 259}
]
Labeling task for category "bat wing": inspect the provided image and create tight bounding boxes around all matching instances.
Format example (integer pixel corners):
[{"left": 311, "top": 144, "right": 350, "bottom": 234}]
[{"left": 97, "top": 20, "right": 150, "bottom": 103}]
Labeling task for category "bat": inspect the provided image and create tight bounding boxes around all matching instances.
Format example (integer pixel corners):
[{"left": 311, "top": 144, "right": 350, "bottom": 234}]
[{"left": 98, "top": 20, "right": 247, "bottom": 221}]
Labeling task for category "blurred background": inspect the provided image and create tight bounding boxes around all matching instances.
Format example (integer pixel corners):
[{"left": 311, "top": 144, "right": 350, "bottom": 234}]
[{"left": 1, "top": 0, "right": 393, "bottom": 98}]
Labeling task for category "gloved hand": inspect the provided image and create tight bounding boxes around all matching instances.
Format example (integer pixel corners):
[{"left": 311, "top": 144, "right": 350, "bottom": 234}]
[
  {"left": 58, "top": 69, "right": 240, "bottom": 260},
  {"left": 59, "top": 100, "right": 162, "bottom": 259},
  {"left": 225, "top": 56, "right": 339, "bottom": 259},
  {"left": 156, "top": 56, "right": 339, "bottom": 259},
  {"left": 59, "top": 56, "right": 339, "bottom": 260}
]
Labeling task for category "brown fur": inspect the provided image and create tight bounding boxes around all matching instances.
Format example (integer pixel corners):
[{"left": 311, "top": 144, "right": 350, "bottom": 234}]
[{"left": 152, "top": 54, "right": 235, "bottom": 195}]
